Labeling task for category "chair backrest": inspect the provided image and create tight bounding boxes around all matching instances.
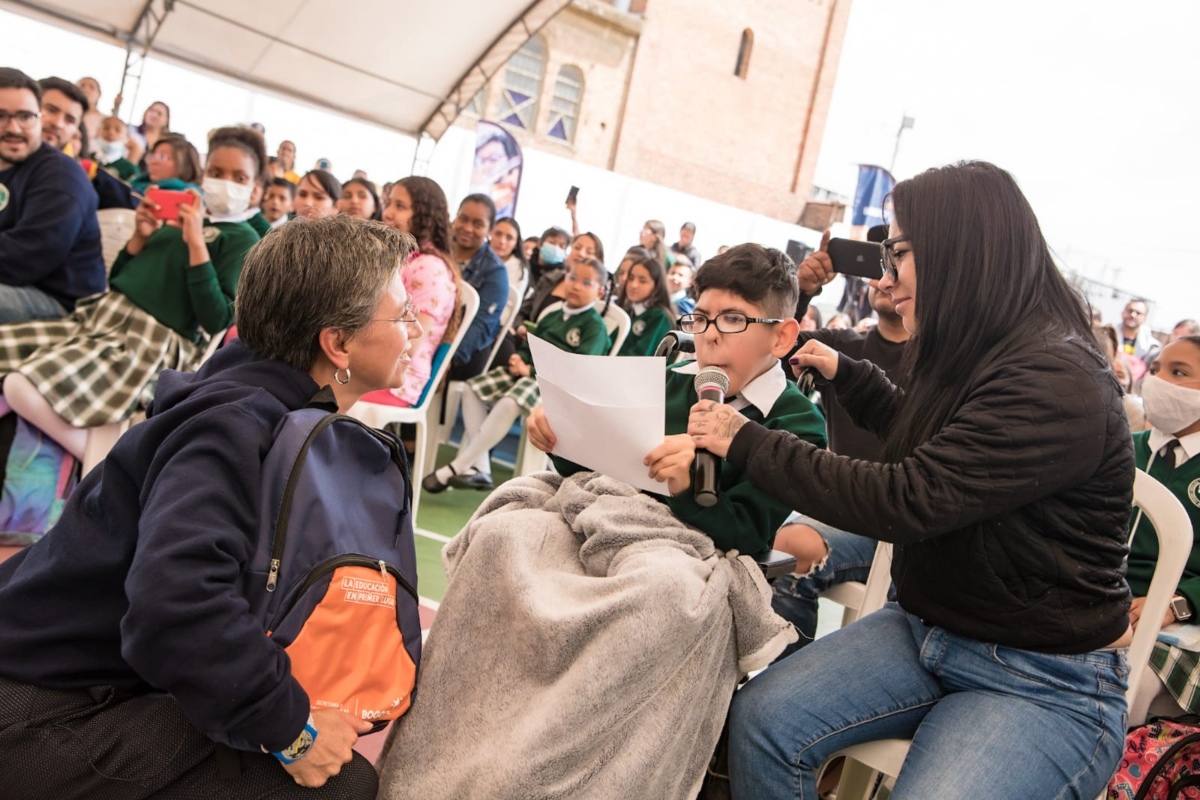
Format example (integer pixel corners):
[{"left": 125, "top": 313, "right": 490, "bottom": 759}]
[
  {"left": 536, "top": 300, "right": 630, "bottom": 356},
  {"left": 97, "top": 208, "right": 136, "bottom": 274},
  {"left": 482, "top": 272, "right": 529, "bottom": 373},
  {"left": 414, "top": 283, "right": 479, "bottom": 412},
  {"left": 1126, "top": 469, "right": 1193, "bottom": 707}
]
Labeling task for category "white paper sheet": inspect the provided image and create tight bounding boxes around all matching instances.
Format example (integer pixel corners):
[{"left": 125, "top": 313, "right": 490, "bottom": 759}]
[{"left": 528, "top": 335, "right": 667, "bottom": 494}]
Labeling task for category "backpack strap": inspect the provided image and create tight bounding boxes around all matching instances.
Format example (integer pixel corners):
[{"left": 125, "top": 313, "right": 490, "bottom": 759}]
[
  {"left": 1134, "top": 730, "right": 1200, "bottom": 800},
  {"left": 1169, "top": 774, "right": 1200, "bottom": 800},
  {"left": 305, "top": 386, "right": 340, "bottom": 413}
]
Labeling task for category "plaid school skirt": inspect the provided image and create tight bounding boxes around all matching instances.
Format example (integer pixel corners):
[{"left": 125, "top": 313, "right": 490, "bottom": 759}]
[
  {"left": 0, "top": 292, "right": 199, "bottom": 427},
  {"left": 465, "top": 366, "right": 541, "bottom": 415}
]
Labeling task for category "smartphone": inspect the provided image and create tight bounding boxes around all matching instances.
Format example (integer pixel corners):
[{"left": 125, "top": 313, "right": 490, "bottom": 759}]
[
  {"left": 826, "top": 237, "right": 883, "bottom": 280},
  {"left": 566, "top": 185, "right": 579, "bottom": 204},
  {"left": 146, "top": 187, "right": 195, "bottom": 221}
]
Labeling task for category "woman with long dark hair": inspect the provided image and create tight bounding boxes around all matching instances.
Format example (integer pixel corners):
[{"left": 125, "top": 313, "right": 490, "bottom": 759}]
[
  {"left": 360, "top": 176, "right": 461, "bottom": 407},
  {"left": 690, "top": 161, "right": 1133, "bottom": 799}
]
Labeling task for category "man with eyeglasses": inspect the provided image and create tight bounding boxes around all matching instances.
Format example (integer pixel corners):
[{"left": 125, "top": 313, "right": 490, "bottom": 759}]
[
  {"left": 1121, "top": 298, "right": 1161, "bottom": 365},
  {"left": 0, "top": 67, "right": 105, "bottom": 324}
]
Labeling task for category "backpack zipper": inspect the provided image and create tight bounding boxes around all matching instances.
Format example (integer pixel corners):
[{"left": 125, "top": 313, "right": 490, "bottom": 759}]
[{"left": 275, "top": 554, "right": 419, "bottom": 626}]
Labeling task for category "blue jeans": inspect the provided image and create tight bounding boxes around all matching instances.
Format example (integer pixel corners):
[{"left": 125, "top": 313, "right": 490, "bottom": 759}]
[
  {"left": 728, "top": 604, "right": 1128, "bottom": 800},
  {"left": 771, "top": 517, "right": 877, "bottom": 657},
  {"left": 0, "top": 284, "right": 66, "bottom": 324}
]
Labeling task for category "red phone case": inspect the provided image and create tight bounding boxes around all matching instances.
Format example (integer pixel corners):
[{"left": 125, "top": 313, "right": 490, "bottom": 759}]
[{"left": 147, "top": 188, "right": 195, "bottom": 220}]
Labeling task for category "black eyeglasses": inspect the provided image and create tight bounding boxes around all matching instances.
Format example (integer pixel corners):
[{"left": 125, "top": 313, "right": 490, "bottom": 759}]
[
  {"left": 0, "top": 110, "right": 40, "bottom": 128},
  {"left": 679, "top": 312, "right": 784, "bottom": 335},
  {"left": 880, "top": 236, "right": 910, "bottom": 283}
]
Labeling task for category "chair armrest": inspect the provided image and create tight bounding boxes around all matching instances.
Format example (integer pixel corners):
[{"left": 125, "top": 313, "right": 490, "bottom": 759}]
[{"left": 756, "top": 549, "right": 797, "bottom": 581}]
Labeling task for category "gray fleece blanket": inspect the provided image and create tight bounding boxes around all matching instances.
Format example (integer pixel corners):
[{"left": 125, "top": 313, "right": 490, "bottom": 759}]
[{"left": 376, "top": 471, "right": 795, "bottom": 800}]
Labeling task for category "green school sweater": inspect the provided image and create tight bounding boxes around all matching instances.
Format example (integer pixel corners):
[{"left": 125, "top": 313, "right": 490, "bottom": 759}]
[
  {"left": 618, "top": 305, "right": 675, "bottom": 357},
  {"left": 519, "top": 305, "right": 610, "bottom": 375},
  {"left": 553, "top": 360, "right": 827, "bottom": 557},
  {"left": 109, "top": 220, "right": 259, "bottom": 341},
  {"left": 247, "top": 212, "right": 272, "bottom": 238},
  {"left": 101, "top": 157, "right": 138, "bottom": 181},
  {"left": 1127, "top": 430, "right": 1200, "bottom": 615}
]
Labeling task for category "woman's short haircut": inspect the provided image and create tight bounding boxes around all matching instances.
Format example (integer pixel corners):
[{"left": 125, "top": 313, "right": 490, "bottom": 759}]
[
  {"left": 155, "top": 135, "right": 203, "bottom": 185},
  {"left": 693, "top": 243, "right": 798, "bottom": 319},
  {"left": 302, "top": 169, "right": 342, "bottom": 202},
  {"left": 207, "top": 125, "right": 269, "bottom": 186},
  {"left": 235, "top": 215, "right": 416, "bottom": 371},
  {"left": 268, "top": 176, "right": 297, "bottom": 198}
]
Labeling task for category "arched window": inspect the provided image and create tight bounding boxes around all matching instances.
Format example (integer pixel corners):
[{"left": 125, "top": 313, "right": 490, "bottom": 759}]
[
  {"left": 734, "top": 29, "right": 754, "bottom": 79},
  {"left": 547, "top": 65, "right": 584, "bottom": 142},
  {"left": 499, "top": 38, "right": 545, "bottom": 129}
]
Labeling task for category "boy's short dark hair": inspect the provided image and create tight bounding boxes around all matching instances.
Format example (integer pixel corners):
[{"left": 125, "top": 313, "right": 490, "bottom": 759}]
[
  {"left": 38, "top": 76, "right": 89, "bottom": 112},
  {"left": 269, "top": 177, "right": 297, "bottom": 198},
  {"left": 693, "top": 243, "right": 798, "bottom": 319},
  {"left": 0, "top": 68, "right": 42, "bottom": 103}
]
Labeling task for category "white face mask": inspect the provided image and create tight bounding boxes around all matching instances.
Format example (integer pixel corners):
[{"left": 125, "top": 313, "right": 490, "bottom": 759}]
[
  {"left": 97, "top": 139, "right": 126, "bottom": 162},
  {"left": 202, "top": 177, "right": 253, "bottom": 216},
  {"left": 1141, "top": 375, "right": 1200, "bottom": 436}
]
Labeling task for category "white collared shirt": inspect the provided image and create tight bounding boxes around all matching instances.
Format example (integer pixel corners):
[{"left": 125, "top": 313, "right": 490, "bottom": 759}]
[
  {"left": 1148, "top": 427, "right": 1200, "bottom": 468},
  {"left": 674, "top": 360, "right": 789, "bottom": 417}
]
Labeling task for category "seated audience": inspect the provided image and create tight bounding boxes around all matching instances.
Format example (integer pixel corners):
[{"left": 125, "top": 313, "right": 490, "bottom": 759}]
[
  {"left": 0, "top": 68, "right": 105, "bottom": 323},
  {"left": 425, "top": 256, "right": 611, "bottom": 492},
  {"left": 36, "top": 77, "right": 86, "bottom": 153},
  {"left": 1121, "top": 297, "right": 1161, "bottom": 364},
  {"left": 490, "top": 216, "right": 529, "bottom": 298},
  {"left": 613, "top": 245, "right": 652, "bottom": 294},
  {"left": 132, "top": 133, "right": 203, "bottom": 194},
  {"left": 76, "top": 76, "right": 103, "bottom": 145},
  {"left": 0, "top": 126, "right": 266, "bottom": 457},
  {"left": 527, "top": 225, "right": 570, "bottom": 286},
  {"left": 277, "top": 139, "right": 300, "bottom": 184},
  {"left": 639, "top": 218, "right": 669, "bottom": 266},
  {"left": 0, "top": 215, "right": 420, "bottom": 799},
  {"left": 293, "top": 169, "right": 340, "bottom": 219},
  {"left": 338, "top": 177, "right": 381, "bottom": 221},
  {"left": 529, "top": 244, "right": 826, "bottom": 556},
  {"left": 445, "top": 193, "right": 509, "bottom": 381},
  {"left": 522, "top": 235, "right": 539, "bottom": 263},
  {"left": 360, "top": 176, "right": 461, "bottom": 407},
  {"left": 614, "top": 254, "right": 676, "bottom": 357},
  {"left": 666, "top": 255, "right": 696, "bottom": 315},
  {"left": 688, "top": 161, "right": 1133, "bottom": 799},
  {"left": 1126, "top": 336, "right": 1200, "bottom": 723},
  {"left": 261, "top": 177, "right": 295, "bottom": 229}
]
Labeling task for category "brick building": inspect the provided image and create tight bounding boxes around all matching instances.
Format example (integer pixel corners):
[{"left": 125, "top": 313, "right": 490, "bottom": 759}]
[{"left": 458, "top": 0, "right": 853, "bottom": 223}]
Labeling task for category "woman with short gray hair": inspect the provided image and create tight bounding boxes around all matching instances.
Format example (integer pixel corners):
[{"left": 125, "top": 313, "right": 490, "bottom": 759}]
[{"left": 0, "top": 215, "right": 422, "bottom": 799}]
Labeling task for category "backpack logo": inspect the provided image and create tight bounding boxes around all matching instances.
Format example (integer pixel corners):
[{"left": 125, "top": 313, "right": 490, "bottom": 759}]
[
  {"left": 1189, "top": 478, "right": 1200, "bottom": 509},
  {"left": 0, "top": 183, "right": 9, "bottom": 212},
  {"left": 566, "top": 328, "right": 581, "bottom": 347}
]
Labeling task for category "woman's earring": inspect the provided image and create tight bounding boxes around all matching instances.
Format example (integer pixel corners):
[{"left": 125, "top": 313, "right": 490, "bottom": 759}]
[{"left": 334, "top": 367, "right": 352, "bottom": 385}]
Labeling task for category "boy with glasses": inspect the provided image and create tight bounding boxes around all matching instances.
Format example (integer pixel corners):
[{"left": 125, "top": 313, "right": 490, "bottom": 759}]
[
  {"left": 528, "top": 243, "right": 827, "bottom": 557},
  {"left": 0, "top": 68, "right": 105, "bottom": 323},
  {"left": 424, "top": 257, "right": 611, "bottom": 493}
]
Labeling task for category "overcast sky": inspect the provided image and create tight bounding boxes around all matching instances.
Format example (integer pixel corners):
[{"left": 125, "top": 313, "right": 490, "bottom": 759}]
[
  {"left": 3, "top": 2, "right": 1195, "bottom": 327},
  {"left": 814, "top": 0, "right": 1199, "bottom": 327}
]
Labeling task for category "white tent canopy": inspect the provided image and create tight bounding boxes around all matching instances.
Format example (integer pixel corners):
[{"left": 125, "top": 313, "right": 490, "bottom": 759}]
[{"left": 0, "top": 0, "right": 570, "bottom": 139}]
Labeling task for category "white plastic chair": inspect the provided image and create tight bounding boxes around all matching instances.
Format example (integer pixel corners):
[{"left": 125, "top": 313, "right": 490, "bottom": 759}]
[
  {"left": 437, "top": 273, "right": 529, "bottom": 449},
  {"left": 81, "top": 328, "right": 230, "bottom": 475},
  {"left": 511, "top": 301, "right": 631, "bottom": 477},
  {"left": 347, "top": 284, "right": 479, "bottom": 525},
  {"left": 97, "top": 208, "right": 136, "bottom": 274},
  {"left": 827, "top": 470, "right": 1192, "bottom": 800}
]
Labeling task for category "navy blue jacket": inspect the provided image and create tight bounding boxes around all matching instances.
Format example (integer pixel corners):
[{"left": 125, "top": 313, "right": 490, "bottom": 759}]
[
  {"left": 453, "top": 242, "right": 509, "bottom": 366},
  {"left": 0, "top": 142, "right": 106, "bottom": 309},
  {"left": 0, "top": 340, "right": 320, "bottom": 752}
]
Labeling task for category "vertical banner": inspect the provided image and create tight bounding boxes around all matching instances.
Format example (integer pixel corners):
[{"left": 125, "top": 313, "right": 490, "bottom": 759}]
[
  {"left": 850, "top": 164, "right": 896, "bottom": 229},
  {"left": 470, "top": 121, "right": 523, "bottom": 220}
]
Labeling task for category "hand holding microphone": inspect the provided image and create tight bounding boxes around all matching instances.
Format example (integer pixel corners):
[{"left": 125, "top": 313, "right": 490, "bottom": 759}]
[{"left": 692, "top": 366, "right": 731, "bottom": 507}]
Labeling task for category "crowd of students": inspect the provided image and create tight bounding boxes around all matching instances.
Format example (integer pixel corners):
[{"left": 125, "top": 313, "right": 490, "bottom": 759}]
[{"left": 2, "top": 64, "right": 1199, "bottom": 799}]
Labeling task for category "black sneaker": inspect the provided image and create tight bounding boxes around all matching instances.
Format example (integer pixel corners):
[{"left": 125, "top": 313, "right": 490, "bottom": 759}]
[{"left": 449, "top": 470, "right": 494, "bottom": 491}]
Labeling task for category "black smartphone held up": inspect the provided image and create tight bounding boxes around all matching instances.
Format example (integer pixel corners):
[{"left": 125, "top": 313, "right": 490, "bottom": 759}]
[
  {"left": 566, "top": 185, "right": 579, "bottom": 204},
  {"left": 827, "top": 237, "right": 884, "bottom": 280}
]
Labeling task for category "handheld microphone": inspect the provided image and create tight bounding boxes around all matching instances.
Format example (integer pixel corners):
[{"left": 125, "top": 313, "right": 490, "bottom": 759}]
[{"left": 693, "top": 367, "right": 730, "bottom": 508}]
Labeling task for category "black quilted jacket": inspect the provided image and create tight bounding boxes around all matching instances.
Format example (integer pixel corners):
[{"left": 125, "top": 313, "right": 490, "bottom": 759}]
[{"left": 728, "top": 334, "right": 1134, "bottom": 654}]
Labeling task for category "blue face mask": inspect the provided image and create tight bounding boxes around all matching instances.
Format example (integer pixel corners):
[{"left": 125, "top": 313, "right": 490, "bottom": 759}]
[{"left": 540, "top": 243, "right": 566, "bottom": 265}]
